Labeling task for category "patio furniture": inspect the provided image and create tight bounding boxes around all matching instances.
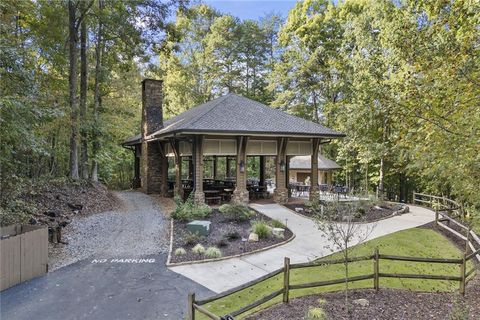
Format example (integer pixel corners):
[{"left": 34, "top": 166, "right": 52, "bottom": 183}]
[
  {"left": 220, "top": 188, "right": 234, "bottom": 202},
  {"left": 204, "top": 190, "right": 221, "bottom": 205}
]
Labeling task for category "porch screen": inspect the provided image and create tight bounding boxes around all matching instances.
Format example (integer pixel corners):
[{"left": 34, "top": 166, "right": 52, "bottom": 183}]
[
  {"left": 203, "top": 139, "right": 237, "bottom": 156},
  {"left": 286, "top": 141, "right": 312, "bottom": 155},
  {"left": 246, "top": 140, "right": 277, "bottom": 156}
]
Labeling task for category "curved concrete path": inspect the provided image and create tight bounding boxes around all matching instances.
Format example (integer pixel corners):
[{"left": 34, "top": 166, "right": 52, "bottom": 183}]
[{"left": 169, "top": 204, "right": 435, "bottom": 293}]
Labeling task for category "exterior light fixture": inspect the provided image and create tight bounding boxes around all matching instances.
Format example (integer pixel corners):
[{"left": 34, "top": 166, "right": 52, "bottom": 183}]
[
  {"left": 239, "top": 160, "right": 245, "bottom": 173},
  {"left": 280, "top": 160, "right": 286, "bottom": 172}
]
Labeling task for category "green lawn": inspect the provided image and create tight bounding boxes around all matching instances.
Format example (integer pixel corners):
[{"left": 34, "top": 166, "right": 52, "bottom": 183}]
[
  {"left": 197, "top": 228, "right": 474, "bottom": 319},
  {"left": 472, "top": 215, "right": 480, "bottom": 234}
]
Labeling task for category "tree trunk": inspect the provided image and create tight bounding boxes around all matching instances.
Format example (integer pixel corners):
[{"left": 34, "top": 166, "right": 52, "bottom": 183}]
[
  {"left": 378, "top": 117, "right": 388, "bottom": 200},
  {"left": 68, "top": 0, "right": 79, "bottom": 180},
  {"left": 312, "top": 93, "right": 319, "bottom": 123},
  {"left": 365, "top": 162, "right": 369, "bottom": 195},
  {"left": 378, "top": 156, "right": 384, "bottom": 200},
  {"left": 80, "top": 11, "right": 88, "bottom": 179},
  {"left": 91, "top": 0, "right": 103, "bottom": 182},
  {"left": 344, "top": 241, "right": 350, "bottom": 317}
]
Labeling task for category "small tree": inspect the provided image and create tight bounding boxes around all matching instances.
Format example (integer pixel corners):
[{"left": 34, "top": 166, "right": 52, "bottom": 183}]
[{"left": 309, "top": 200, "right": 376, "bottom": 317}]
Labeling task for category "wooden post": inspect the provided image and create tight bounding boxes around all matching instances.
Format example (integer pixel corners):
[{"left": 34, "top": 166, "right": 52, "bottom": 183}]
[
  {"left": 374, "top": 247, "right": 379, "bottom": 291},
  {"left": 465, "top": 227, "right": 471, "bottom": 256},
  {"left": 459, "top": 254, "right": 466, "bottom": 296},
  {"left": 188, "top": 292, "right": 195, "bottom": 320},
  {"left": 435, "top": 207, "right": 439, "bottom": 225},
  {"left": 283, "top": 257, "right": 290, "bottom": 303}
]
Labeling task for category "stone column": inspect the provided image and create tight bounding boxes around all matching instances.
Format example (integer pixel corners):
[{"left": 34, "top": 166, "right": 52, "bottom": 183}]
[
  {"left": 193, "top": 135, "right": 205, "bottom": 203},
  {"left": 273, "top": 138, "right": 288, "bottom": 204},
  {"left": 310, "top": 138, "right": 320, "bottom": 201},
  {"left": 232, "top": 136, "right": 249, "bottom": 204}
]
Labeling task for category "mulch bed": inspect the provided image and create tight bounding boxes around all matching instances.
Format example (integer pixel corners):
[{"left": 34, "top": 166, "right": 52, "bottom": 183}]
[
  {"left": 246, "top": 281, "right": 480, "bottom": 320},
  {"left": 170, "top": 208, "right": 293, "bottom": 263},
  {"left": 284, "top": 201, "right": 404, "bottom": 223}
]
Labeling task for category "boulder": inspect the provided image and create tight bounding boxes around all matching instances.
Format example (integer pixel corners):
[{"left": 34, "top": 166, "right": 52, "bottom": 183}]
[
  {"left": 186, "top": 220, "right": 211, "bottom": 236},
  {"left": 67, "top": 203, "right": 83, "bottom": 211},
  {"left": 44, "top": 210, "right": 61, "bottom": 217},
  {"left": 353, "top": 298, "right": 369, "bottom": 307},
  {"left": 248, "top": 232, "right": 259, "bottom": 242},
  {"left": 272, "top": 228, "right": 285, "bottom": 239},
  {"left": 295, "top": 207, "right": 304, "bottom": 212}
]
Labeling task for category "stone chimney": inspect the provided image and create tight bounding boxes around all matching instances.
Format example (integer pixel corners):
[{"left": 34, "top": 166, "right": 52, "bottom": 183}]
[
  {"left": 141, "top": 79, "right": 163, "bottom": 138},
  {"left": 140, "top": 79, "right": 166, "bottom": 194}
]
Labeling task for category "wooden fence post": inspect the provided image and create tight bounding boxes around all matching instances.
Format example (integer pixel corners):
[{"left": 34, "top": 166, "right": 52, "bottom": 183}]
[
  {"left": 465, "top": 227, "right": 470, "bottom": 253},
  {"left": 374, "top": 247, "right": 379, "bottom": 291},
  {"left": 283, "top": 257, "right": 290, "bottom": 303},
  {"left": 459, "top": 255, "right": 466, "bottom": 296},
  {"left": 188, "top": 292, "right": 195, "bottom": 320},
  {"left": 435, "top": 207, "right": 439, "bottom": 225}
]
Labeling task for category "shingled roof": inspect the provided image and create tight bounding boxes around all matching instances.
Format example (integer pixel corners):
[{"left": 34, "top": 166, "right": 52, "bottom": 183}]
[
  {"left": 289, "top": 155, "right": 342, "bottom": 171},
  {"left": 123, "top": 93, "right": 344, "bottom": 145}
]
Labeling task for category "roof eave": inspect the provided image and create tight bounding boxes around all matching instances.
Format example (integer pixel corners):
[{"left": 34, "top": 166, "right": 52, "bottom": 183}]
[{"left": 146, "top": 129, "right": 345, "bottom": 141}]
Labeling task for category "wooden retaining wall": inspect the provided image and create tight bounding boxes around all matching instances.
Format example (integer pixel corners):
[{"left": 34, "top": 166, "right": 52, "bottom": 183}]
[{"left": 1, "top": 225, "right": 48, "bottom": 291}]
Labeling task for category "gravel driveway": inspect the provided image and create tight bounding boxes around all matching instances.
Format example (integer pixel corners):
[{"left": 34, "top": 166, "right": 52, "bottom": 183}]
[
  {"left": 1, "top": 191, "right": 213, "bottom": 320},
  {"left": 49, "top": 191, "right": 169, "bottom": 271}
]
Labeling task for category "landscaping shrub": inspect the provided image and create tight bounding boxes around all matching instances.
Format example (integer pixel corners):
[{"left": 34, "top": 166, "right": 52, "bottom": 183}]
[
  {"left": 306, "top": 307, "right": 327, "bottom": 320},
  {"left": 219, "top": 204, "right": 253, "bottom": 221},
  {"left": 184, "top": 231, "right": 202, "bottom": 246},
  {"left": 354, "top": 208, "right": 366, "bottom": 219},
  {"left": 205, "top": 247, "right": 222, "bottom": 258},
  {"left": 270, "top": 219, "right": 285, "bottom": 228},
  {"left": 252, "top": 221, "right": 271, "bottom": 239},
  {"left": 174, "top": 248, "right": 186, "bottom": 256},
  {"left": 191, "top": 244, "right": 205, "bottom": 254},
  {"left": 224, "top": 230, "right": 241, "bottom": 241},
  {"left": 171, "top": 194, "right": 212, "bottom": 221}
]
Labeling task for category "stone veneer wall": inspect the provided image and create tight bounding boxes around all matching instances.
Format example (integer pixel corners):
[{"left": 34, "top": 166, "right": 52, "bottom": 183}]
[
  {"left": 193, "top": 136, "right": 205, "bottom": 203},
  {"left": 140, "top": 79, "right": 165, "bottom": 194},
  {"left": 232, "top": 137, "right": 249, "bottom": 204},
  {"left": 141, "top": 141, "right": 164, "bottom": 194},
  {"left": 309, "top": 139, "right": 320, "bottom": 201},
  {"left": 274, "top": 138, "right": 288, "bottom": 204}
]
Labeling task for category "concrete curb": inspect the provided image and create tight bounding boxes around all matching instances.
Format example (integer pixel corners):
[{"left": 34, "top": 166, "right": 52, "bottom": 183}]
[
  {"left": 281, "top": 202, "right": 410, "bottom": 225},
  {"left": 166, "top": 218, "right": 174, "bottom": 265}
]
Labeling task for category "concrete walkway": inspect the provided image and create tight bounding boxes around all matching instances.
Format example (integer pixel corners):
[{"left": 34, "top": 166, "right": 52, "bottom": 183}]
[{"left": 169, "top": 204, "right": 435, "bottom": 293}]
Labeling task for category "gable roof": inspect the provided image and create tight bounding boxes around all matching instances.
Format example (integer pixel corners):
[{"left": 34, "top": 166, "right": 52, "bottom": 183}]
[
  {"left": 289, "top": 155, "right": 342, "bottom": 171},
  {"left": 123, "top": 93, "right": 344, "bottom": 145}
]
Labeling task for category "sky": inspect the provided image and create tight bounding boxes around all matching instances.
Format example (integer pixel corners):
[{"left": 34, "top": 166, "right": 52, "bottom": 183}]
[{"left": 203, "top": 0, "right": 297, "bottom": 20}]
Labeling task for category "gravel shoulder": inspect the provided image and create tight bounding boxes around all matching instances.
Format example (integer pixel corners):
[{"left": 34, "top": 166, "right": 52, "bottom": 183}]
[{"left": 49, "top": 191, "right": 169, "bottom": 271}]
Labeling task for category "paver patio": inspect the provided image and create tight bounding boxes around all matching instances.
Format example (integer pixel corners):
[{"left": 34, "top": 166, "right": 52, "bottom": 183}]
[{"left": 169, "top": 203, "right": 435, "bottom": 293}]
